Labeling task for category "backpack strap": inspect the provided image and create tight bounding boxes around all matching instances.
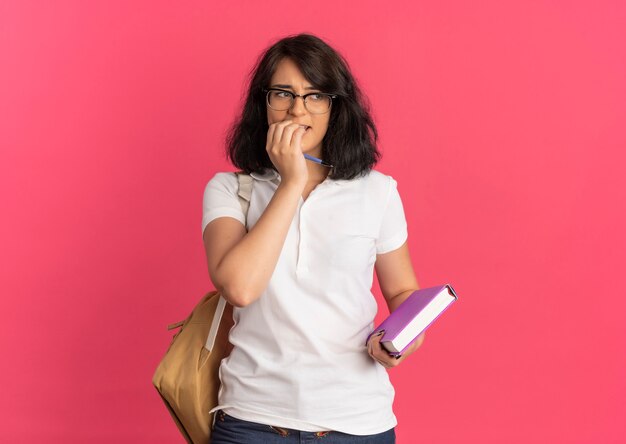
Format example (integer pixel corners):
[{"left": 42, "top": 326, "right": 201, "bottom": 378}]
[{"left": 236, "top": 172, "right": 253, "bottom": 224}]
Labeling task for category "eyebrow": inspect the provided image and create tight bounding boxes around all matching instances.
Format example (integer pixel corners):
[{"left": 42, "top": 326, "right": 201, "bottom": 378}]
[{"left": 271, "top": 84, "right": 319, "bottom": 90}]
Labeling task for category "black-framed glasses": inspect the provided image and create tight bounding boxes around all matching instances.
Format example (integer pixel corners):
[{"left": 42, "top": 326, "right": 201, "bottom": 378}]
[{"left": 262, "top": 88, "right": 338, "bottom": 114}]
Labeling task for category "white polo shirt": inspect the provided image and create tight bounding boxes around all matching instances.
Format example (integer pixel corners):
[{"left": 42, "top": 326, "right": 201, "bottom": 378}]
[{"left": 201, "top": 167, "right": 408, "bottom": 435}]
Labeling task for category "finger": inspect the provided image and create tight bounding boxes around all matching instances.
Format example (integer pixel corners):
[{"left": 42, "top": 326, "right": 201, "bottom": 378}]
[
  {"left": 371, "top": 337, "right": 398, "bottom": 363},
  {"left": 380, "top": 352, "right": 398, "bottom": 367},
  {"left": 372, "top": 344, "right": 390, "bottom": 363},
  {"left": 266, "top": 124, "right": 276, "bottom": 150},
  {"left": 370, "top": 332, "right": 384, "bottom": 350},
  {"left": 290, "top": 125, "right": 306, "bottom": 149},
  {"left": 372, "top": 335, "right": 395, "bottom": 357},
  {"left": 272, "top": 120, "right": 292, "bottom": 148},
  {"left": 369, "top": 331, "right": 384, "bottom": 346},
  {"left": 369, "top": 341, "right": 378, "bottom": 361},
  {"left": 280, "top": 123, "right": 300, "bottom": 149},
  {"left": 367, "top": 331, "right": 381, "bottom": 350},
  {"left": 367, "top": 334, "right": 402, "bottom": 368},
  {"left": 370, "top": 339, "right": 386, "bottom": 361},
  {"left": 369, "top": 344, "right": 394, "bottom": 368}
]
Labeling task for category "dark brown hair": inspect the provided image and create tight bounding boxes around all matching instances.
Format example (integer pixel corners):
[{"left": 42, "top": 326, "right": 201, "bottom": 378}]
[{"left": 225, "top": 33, "right": 380, "bottom": 180}]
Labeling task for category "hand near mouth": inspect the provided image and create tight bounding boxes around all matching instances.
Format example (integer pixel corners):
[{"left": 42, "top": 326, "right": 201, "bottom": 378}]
[{"left": 266, "top": 119, "right": 309, "bottom": 185}]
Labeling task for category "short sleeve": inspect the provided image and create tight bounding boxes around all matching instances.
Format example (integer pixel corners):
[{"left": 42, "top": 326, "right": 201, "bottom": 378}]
[
  {"left": 376, "top": 176, "right": 408, "bottom": 254},
  {"left": 202, "top": 172, "right": 245, "bottom": 237}
]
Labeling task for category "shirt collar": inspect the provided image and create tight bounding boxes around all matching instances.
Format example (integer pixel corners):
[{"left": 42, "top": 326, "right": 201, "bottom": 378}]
[
  {"left": 249, "top": 168, "right": 350, "bottom": 186},
  {"left": 249, "top": 168, "right": 280, "bottom": 182}
]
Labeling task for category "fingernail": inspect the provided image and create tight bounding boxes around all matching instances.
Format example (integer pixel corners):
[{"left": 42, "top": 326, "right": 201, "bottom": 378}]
[{"left": 377, "top": 331, "right": 384, "bottom": 336}]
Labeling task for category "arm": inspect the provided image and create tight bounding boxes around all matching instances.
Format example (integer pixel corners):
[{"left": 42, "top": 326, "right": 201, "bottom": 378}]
[
  {"left": 376, "top": 240, "right": 419, "bottom": 313},
  {"left": 203, "top": 179, "right": 305, "bottom": 307},
  {"left": 204, "top": 120, "right": 310, "bottom": 307},
  {"left": 367, "top": 240, "right": 426, "bottom": 368}
]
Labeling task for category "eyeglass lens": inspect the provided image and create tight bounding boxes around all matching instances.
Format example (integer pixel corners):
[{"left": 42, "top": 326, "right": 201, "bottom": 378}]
[{"left": 267, "top": 90, "right": 331, "bottom": 114}]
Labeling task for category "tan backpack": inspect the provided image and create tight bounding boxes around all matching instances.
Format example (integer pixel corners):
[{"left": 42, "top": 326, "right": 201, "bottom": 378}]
[{"left": 152, "top": 172, "right": 253, "bottom": 444}]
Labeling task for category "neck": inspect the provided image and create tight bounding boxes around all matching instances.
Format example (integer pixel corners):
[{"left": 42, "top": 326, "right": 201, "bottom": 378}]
[
  {"left": 306, "top": 158, "right": 330, "bottom": 183},
  {"left": 304, "top": 144, "right": 330, "bottom": 182}
]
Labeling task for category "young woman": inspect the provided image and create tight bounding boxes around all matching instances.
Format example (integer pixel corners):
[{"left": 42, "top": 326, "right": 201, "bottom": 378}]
[{"left": 202, "top": 33, "right": 425, "bottom": 443}]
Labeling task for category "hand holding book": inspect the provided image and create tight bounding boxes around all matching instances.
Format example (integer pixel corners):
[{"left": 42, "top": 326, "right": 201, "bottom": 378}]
[
  {"left": 366, "top": 284, "right": 457, "bottom": 366},
  {"left": 367, "top": 328, "right": 426, "bottom": 369}
]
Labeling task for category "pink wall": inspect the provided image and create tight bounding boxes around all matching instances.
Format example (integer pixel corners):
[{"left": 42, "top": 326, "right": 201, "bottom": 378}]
[{"left": 2, "top": 1, "right": 625, "bottom": 442}]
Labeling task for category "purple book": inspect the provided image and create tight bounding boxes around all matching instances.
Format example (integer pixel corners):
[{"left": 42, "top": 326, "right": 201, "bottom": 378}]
[{"left": 366, "top": 284, "right": 458, "bottom": 356}]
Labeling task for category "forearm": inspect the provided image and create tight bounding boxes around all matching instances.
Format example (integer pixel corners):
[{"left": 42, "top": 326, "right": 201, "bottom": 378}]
[
  {"left": 216, "top": 181, "right": 304, "bottom": 306},
  {"left": 385, "top": 289, "right": 417, "bottom": 313}
]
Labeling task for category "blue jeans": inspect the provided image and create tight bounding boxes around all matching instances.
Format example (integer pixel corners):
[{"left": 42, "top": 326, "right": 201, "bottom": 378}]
[{"left": 211, "top": 410, "right": 396, "bottom": 443}]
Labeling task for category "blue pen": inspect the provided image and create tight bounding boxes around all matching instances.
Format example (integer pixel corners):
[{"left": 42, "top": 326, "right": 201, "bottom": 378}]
[{"left": 303, "top": 153, "right": 334, "bottom": 168}]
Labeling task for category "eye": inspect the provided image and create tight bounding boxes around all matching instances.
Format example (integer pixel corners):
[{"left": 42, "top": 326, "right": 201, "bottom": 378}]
[
  {"left": 276, "top": 91, "right": 292, "bottom": 98},
  {"left": 308, "top": 93, "right": 324, "bottom": 101}
]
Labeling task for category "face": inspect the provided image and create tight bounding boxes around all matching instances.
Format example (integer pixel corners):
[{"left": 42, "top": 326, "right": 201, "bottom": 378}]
[{"left": 266, "top": 58, "right": 331, "bottom": 156}]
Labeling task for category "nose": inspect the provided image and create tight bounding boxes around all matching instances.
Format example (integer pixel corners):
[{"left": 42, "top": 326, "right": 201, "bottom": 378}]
[{"left": 289, "top": 95, "right": 307, "bottom": 116}]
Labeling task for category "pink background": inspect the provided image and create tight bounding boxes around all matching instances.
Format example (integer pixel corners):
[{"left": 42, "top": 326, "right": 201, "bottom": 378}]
[{"left": 2, "top": 1, "right": 625, "bottom": 442}]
